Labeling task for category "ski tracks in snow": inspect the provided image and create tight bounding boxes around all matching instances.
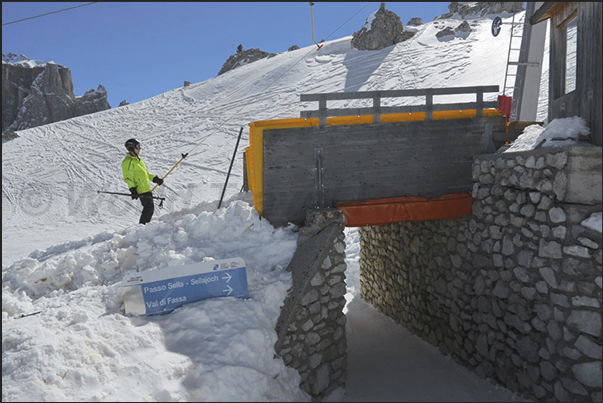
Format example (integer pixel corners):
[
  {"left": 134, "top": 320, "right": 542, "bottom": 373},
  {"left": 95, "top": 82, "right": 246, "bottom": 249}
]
[{"left": 3, "top": 15, "right": 528, "bottom": 266}]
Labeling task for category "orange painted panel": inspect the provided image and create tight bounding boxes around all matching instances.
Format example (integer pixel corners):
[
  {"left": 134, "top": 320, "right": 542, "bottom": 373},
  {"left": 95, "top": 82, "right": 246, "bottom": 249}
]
[{"left": 336, "top": 192, "right": 474, "bottom": 227}]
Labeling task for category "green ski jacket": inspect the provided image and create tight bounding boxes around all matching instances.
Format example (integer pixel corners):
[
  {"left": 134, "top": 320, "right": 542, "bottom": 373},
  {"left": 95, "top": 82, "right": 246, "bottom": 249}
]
[{"left": 122, "top": 153, "right": 157, "bottom": 194}]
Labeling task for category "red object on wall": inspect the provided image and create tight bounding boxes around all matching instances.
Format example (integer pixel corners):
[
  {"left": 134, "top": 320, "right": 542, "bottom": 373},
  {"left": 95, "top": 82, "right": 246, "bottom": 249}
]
[
  {"left": 498, "top": 95, "right": 512, "bottom": 118},
  {"left": 336, "top": 192, "right": 474, "bottom": 227}
]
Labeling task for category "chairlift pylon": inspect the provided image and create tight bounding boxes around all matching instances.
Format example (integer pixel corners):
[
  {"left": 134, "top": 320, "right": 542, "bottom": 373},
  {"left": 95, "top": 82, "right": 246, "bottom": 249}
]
[{"left": 309, "top": 2, "right": 324, "bottom": 51}]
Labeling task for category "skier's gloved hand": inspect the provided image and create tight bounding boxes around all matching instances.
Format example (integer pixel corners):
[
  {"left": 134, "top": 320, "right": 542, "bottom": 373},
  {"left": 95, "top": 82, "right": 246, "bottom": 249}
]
[
  {"left": 129, "top": 187, "right": 139, "bottom": 200},
  {"left": 152, "top": 176, "right": 164, "bottom": 186}
]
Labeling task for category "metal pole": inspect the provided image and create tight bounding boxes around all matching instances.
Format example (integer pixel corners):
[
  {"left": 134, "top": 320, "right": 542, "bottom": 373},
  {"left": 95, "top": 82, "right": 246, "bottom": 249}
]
[
  {"left": 218, "top": 127, "right": 244, "bottom": 209},
  {"left": 150, "top": 152, "right": 189, "bottom": 192},
  {"left": 97, "top": 190, "right": 165, "bottom": 201},
  {"left": 309, "top": 2, "right": 323, "bottom": 50}
]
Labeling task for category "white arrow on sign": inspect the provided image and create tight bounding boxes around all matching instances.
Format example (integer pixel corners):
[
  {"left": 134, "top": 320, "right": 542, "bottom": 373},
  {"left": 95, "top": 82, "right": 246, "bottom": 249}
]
[
  {"left": 223, "top": 285, "right": 233, "bottom": 296},
  {"left": 222, "top": 272, "right": 232, "bottom": 282}
]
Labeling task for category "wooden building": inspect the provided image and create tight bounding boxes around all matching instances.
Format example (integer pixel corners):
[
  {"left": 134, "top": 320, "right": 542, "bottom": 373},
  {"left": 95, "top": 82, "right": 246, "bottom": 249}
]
[{"left": 530, "top": 2, "right": 602, "bottom": 146}]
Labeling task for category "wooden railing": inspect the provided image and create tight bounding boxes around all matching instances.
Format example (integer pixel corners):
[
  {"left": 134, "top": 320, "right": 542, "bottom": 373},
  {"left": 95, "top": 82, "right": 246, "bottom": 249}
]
[{"left": 300, "top": 85, "right": 500, "bottom": 127}]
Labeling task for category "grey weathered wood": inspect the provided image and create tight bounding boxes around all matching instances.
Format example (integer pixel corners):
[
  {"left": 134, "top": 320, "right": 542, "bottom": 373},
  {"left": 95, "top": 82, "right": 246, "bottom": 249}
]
[
  {"left": 300, "top": 86, "right": 500, "bottom": 127},
  {"left": 301, "top": 101, "right": 499, "bottom": 120},
  {"left": 540, "top": 2, "right": 601, "bottom": 146},
  {"left": 262, "top": 116, "right": 506, "bottom": 225},
  {"left": 314, "top": 147, "right": 324, "bottom": 208},
  {"left": 299, "top": 86, "right": 500, "bottom": 101},
  {"left": 580, "top": 3, "right": 602, "bottom": 146}
]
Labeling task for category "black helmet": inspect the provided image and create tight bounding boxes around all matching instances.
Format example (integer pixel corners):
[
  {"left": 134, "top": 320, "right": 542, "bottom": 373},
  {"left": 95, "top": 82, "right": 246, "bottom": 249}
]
[{"left": 125, "top": 138, "right": 140, "bottom": 151}]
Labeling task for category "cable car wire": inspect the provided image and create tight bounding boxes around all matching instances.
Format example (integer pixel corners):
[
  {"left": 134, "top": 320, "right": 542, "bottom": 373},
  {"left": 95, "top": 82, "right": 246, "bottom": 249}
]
[
  {"left": 183, "top": 2, "right": 372, "bottom": 159},
  {"left": 2, "top": 2, "right": 98, "bottom": 27}
]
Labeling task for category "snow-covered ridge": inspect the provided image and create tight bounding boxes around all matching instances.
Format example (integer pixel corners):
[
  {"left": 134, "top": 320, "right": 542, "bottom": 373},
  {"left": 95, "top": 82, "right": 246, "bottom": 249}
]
[{"left": 2, "top": 52, "right": 55, "bottom": 68}]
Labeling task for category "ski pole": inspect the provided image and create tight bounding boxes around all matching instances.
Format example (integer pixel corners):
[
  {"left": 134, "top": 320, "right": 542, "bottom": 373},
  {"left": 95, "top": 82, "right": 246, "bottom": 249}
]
[
  {"left": 150, "top": 152, "right": 189, "bottom": 192},
  {"left": 218, "top": 127, "right": 244, "bottom": 209},
  {"left": 97, "top": 190, "right": 166, "bottom": 206}
]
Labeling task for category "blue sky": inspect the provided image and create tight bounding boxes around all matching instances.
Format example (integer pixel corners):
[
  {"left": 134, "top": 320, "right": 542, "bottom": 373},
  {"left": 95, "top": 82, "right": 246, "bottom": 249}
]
[{"left": 2, "top": 2, "right": 450, "bottom": 107}]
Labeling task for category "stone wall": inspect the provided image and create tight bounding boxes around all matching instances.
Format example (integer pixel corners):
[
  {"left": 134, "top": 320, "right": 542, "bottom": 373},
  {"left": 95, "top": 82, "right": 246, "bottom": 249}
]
[
  {"left": 358, "top": 146, "right": 602, "bottom": 402},
  {"left": 274, "top": 208, "right": 348, "bottom": 400}
]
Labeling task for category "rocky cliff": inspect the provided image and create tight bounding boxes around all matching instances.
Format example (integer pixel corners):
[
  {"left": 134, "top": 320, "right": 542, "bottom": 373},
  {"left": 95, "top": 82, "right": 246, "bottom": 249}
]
[
  {"left": 217, "top": 46, "right": 277, "bottom": 76},
  {"left": 217, "top": 3, "right": 525, "bottom": 72},
  {"left": 351, "top": 2, "right": 413, "bottom": 51},
  {"left": 438, "top": 2, "right": 525, "bottom": 19},
  {"left": 2, "top": 53, "right": 111, "bottom": 134},
  {"left": 351, "top": 2, "right": 526, "bottom": 51}
]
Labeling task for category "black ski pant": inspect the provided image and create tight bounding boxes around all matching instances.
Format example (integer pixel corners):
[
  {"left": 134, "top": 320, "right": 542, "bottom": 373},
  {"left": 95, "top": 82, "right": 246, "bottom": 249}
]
[{"left": 138, "top": 192, "right": 155, "bottom": 224}]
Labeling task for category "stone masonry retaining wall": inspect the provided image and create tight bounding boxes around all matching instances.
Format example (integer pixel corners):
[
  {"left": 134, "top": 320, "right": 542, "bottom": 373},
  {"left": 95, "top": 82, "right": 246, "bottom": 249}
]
[
  {"left": 274, "top": 208, "right": 348, "bottom": 400},
  {"left": 358, "top": 146, "right": 602, "bottom": 402}
]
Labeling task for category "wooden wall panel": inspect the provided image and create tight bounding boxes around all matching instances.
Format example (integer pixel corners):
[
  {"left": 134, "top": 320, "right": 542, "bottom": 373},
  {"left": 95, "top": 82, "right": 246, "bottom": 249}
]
[
  {"left": 262, "top": 117, "right": 506, "bottom": 224},
  {"left": 578, "top": 2, "right": 602, "bottom": 146},
  {"left": 547, "top": 2, "right": 601, "bottom": 146}
]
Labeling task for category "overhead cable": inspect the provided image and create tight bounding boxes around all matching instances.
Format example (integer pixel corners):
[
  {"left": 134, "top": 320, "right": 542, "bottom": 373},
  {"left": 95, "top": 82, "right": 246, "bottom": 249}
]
[
  {"left": 2, "top": 2, "right": 98, "bottom": 27},
  {"left": 184, "top": 2, "right": 371, "bottom": 158}
]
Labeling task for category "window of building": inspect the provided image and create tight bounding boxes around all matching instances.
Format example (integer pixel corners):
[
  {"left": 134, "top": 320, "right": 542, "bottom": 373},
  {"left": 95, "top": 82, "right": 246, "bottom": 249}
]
[{"left": 565, "top": 16, "right": 577, "bottom": 94}]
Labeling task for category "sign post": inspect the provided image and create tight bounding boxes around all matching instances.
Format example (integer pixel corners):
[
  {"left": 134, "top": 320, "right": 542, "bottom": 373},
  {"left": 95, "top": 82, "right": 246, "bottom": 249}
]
[
  {"left": 122, "top": 257, "right": 249, "bottom": 315},
  {"left": 491, "top": 16, "right": 502, "bottom": 37}
]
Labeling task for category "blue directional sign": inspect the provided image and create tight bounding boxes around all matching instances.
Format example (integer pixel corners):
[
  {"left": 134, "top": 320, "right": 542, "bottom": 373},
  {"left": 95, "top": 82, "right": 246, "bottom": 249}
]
[
  {"left": 121, "top": 257, "right": 249, "bottom": 315},
  {"left": 491, "top": 16, "right": 502, "bottom": 37}
]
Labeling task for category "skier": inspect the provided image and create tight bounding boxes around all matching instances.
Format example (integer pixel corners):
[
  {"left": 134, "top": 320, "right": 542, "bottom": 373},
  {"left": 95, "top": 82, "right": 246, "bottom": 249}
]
[{"left": 122, "top": 138, "right": 164, "bottom": 224}]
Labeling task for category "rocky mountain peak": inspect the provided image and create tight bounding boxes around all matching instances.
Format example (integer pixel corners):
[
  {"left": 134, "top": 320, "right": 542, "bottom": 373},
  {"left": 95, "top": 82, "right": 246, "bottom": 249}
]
[
  {"left": 347, "top": 2, "right": 526, "bottom": 50},
  {"left": 2, "top": 53, "right": 30, "bottom": 64},
  {"left": 217, "top": 45, "right": 277, "bottom": 76},
  {"left": 437, "top": 2, "right": 525, "bottom": 19},
  {"left": 2, "top": 54, "right": 111, "bottom": 134},
  {"left": 351, "top": 2, "right": 414, "bottom": 51}
]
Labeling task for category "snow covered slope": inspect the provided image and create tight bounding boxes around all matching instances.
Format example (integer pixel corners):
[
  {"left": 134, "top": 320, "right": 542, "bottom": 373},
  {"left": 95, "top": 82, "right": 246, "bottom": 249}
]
[
  {"left": 2, "top": 9, "right": 555, "bottom": 403},
  {"left": 3, "top": 10, "right": 546, "bottom": 266}
]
